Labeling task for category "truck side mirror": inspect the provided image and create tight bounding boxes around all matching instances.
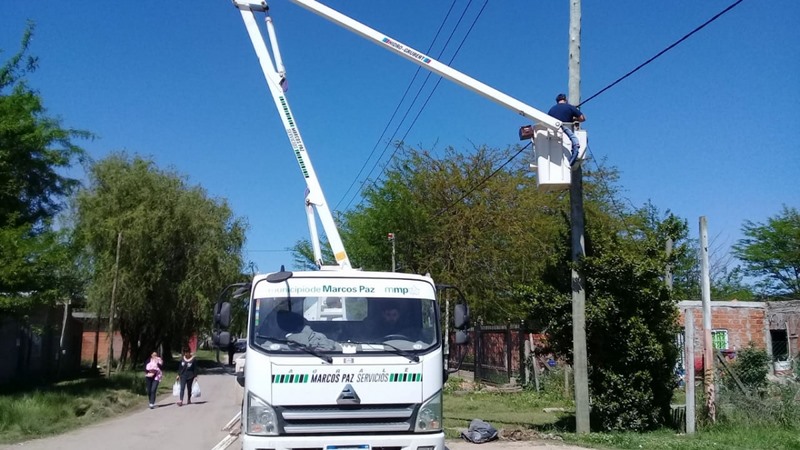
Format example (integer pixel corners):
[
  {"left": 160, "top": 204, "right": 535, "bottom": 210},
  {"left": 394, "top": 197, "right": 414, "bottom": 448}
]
[
  {"left": 213, "top": 330, "right": 231, "bottom": 349},
  {"left": 214, "top": 301, "right": 232, "bottom": 330},
  {"left": 455, "top": 330, "right": 469, "bottom": 345},
  {"left": 454, "top": 304, "right": 469, "bottom": 330}
]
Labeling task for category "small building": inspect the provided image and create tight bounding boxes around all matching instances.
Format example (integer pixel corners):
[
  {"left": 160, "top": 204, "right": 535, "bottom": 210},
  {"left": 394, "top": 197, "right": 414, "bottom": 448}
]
[{"left": 679, "top": 299, "right": 800, "bottom": 374}]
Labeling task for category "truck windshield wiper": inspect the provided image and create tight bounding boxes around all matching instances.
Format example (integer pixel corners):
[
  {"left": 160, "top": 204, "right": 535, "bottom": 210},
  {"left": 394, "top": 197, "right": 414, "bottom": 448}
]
[
  {"left": 346, "top": 340, "right": 420, "bottom": 363},
  {"left": 256, "top": 335, "right": 333, "bottom": 364}
]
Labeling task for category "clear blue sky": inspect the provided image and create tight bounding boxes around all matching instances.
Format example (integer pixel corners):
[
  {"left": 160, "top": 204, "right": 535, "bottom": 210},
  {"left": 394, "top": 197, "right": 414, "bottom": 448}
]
[{"left": 2, "top": 1, "right": 798, "bottom": 274}]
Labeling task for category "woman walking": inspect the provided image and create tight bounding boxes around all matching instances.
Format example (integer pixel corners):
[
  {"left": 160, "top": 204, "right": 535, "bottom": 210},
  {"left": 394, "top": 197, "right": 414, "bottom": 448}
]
[
  {"left": 176, "top": 350, "right": 197, "bottom": 406},
  {"left": 144, "top": 352, "right": 163, "bottom": 409}
]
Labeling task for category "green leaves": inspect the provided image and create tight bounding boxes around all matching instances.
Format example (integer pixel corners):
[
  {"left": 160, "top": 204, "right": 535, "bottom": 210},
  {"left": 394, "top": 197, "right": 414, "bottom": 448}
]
[
  {"left": 733, "top": 205, "right": 800, "bottom": 298},
  {"left": 0, "top": 24, "right": 88, "bottom": 312},
  {"left": 73, "top": 153, "right": 247, "bottom": 362}
]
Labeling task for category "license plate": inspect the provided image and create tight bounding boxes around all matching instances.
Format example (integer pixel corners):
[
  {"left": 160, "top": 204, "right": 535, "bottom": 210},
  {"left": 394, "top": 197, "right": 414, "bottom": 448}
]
[{"left": 326, "top": 445, "right": 369, "bottom": 450}]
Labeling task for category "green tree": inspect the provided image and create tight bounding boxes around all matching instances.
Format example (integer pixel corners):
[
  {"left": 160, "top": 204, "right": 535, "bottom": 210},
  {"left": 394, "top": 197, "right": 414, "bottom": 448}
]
[
  {"left": 329, "top": 144, "right": 684, "bottom": 430},
  {"left": 518, "top": 204, "right": 683, "bottom": 431},
  {"left": 0, "top": 23, "right": 89, "bottom": 312},
  {"left": 73, "top": 153, "right": 247, "bottom": 366},
  {"left": 338, "top": 143, "right": 564, "bottom": 322},
  {"left": 732, "top": 205, "right": 800, "bottom": 299}
]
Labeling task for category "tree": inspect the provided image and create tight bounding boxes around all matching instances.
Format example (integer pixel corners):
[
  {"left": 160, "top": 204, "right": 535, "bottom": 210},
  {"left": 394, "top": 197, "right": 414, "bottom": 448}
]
[
  {"left": 73, "top": 153, "right": 247, "bottom": 366},
  {"left": 732, "top": 205, "right": 800, "bottom": 299},
  {"left": 331, "top": 144, "right": 685, "bottom": 430},
  {"left": 338, "top": 143, "right": 565, "bottom": 322},
  {"left": 0, "top": 22, "right": 89, "bottom": 312},
  {"left": 517, "top": 205, "right": 683, "bottom": 431}
]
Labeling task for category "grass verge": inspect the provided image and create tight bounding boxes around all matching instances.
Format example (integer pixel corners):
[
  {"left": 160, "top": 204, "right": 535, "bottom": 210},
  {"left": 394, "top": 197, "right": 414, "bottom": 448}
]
[
  {"left": 0, "top": 369, "right": 175, "bottom": 444},
  {"left": 444, "top": 379, "right": 572, "bottom": 440},
  {"left": 444, "top": 377, "right": 800, "bottom": 449}
]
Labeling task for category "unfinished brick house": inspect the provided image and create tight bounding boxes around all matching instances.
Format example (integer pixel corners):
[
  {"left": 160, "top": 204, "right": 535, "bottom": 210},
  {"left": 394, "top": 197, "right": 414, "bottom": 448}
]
[{"left": 679, "top": 299, "right": 800, "bottom": 373}]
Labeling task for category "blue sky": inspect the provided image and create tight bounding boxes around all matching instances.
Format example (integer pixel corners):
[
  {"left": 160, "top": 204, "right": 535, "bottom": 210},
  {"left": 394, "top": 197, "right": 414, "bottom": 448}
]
[{"left": 2, "top": 1, "right": 798, "bottom": 274}]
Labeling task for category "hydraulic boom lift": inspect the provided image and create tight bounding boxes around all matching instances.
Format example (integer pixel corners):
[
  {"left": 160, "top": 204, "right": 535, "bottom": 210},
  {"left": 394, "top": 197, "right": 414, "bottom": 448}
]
[
  {"left": 235, "top": 0, "right": 587, "bottom": 191},
  {"left": 234, "top": 1, "right": 351, "bottom": 269}
]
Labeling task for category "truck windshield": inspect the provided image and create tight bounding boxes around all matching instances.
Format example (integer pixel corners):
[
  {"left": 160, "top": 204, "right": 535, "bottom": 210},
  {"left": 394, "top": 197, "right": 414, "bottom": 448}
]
[{"left": 250, "top": 295, "right": 439, "bottom": 356}]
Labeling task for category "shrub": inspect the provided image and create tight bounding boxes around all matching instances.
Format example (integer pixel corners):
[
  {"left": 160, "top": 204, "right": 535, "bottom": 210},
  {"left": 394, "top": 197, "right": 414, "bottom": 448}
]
[{"left": 732, "top": 344, "right": 770, "bottom": 390}]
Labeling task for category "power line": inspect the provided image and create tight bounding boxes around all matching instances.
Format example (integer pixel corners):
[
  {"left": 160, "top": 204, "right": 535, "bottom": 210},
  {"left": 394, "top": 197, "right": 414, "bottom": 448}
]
[
  {"left": 334, "top": 0, "right": 459, "bottom": 212},
  {"left": 341, "top": 0, "right": 489, "bottom": 212},
  {"left": 377, "top": 0, "right": 490, "bottom": 192},
  {"left": 421, "top": 0, "right": 747, "bottom": 213},
  {"left": 343, "top": 0, "right": 480, "bottom": 212},
  {"left": 580, "top": 0, "right": 745, "bottom": 107}
]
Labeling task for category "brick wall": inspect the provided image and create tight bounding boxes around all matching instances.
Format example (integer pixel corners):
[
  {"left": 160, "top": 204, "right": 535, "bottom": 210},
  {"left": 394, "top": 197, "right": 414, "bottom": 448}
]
[
  {"left": 80, "top": 331, "right": 124, "bottom": 363},
  {"left": 678, "top": 301, "right": 768, "bottom": 354}
]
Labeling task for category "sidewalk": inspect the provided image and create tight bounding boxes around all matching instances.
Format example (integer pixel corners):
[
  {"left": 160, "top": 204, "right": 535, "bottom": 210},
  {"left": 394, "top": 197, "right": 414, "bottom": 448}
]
[{"left": 0, "top": 368, "right": 241, "bottom": 450}]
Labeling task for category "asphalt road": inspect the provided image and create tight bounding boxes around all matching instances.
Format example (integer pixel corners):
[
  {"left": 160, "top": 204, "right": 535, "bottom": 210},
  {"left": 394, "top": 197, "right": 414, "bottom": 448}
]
[{"left": 1, "top": 365, "right": 586, "bottom": 450}]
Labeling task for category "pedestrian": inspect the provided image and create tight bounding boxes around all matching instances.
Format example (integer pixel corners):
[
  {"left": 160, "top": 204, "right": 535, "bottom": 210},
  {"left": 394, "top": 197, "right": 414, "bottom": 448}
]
[
  {"left": 144, "top": 351, "right": 163, "bottom": 409},
  {"left": 547, "top": 93, "right": 585, "bottom": 166},
  {"left": 176, "top": 349, "right": 198, "bottom": 406}
]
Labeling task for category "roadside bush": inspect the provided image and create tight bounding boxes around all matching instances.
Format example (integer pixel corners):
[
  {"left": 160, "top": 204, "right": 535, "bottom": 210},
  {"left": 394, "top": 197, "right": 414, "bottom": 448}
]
[{"left": 730, "top": 344, "right": 769, "bottom": 390}]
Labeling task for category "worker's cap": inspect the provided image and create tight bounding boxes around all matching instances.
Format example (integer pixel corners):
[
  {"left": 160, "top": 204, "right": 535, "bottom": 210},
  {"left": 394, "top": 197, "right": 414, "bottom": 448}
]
[{"left": 556, "top": 93, "right": 567, "bottom": 102}]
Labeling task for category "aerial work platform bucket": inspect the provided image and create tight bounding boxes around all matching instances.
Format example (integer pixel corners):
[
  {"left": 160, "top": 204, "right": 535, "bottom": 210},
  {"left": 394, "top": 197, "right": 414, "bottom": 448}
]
[{"left": 528, "top": 125, "right": 587, "bottom": 191}]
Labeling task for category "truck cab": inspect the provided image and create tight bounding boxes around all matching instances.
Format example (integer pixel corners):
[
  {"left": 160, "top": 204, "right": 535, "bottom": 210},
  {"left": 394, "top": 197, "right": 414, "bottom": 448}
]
[{"left": 218, "top": 269, "right": 468, "bottom": 450}]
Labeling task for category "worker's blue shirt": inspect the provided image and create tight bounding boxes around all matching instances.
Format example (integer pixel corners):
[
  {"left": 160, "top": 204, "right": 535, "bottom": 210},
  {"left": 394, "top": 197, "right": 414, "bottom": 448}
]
[{"left": 548, "top": 103, "right": 583, "bottom": 123}]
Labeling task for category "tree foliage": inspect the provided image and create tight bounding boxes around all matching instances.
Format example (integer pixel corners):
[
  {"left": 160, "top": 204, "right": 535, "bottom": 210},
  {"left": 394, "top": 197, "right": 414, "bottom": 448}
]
[
  {"left": 0, "top": 23, "right": 89, "bottom": 312},
  {"left": 332, "top": 144, "right": 686, "bottom": 430},
  {"left": 339, "top": 143, "right": 566, "bottom": 322},
  {"left": 732, "top": 205, "right": 800, "bottom": 299},
  {"left": 73, "top": 153, "right": 247, "bottom": 365},
  {"left": 517, "top": 203, "right": 683, "bottom": 431}
]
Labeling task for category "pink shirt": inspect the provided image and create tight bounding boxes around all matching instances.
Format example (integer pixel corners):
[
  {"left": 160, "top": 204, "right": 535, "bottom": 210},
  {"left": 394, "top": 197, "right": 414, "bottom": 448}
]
[{"left": 145, "top": 358, "right": 163, "bottom": 381}]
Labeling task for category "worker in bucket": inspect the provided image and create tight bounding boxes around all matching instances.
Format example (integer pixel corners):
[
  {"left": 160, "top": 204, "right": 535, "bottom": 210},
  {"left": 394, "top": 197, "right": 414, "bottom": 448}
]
[{"left": 548, "top": 93, "right": 585, "bottom": 166}]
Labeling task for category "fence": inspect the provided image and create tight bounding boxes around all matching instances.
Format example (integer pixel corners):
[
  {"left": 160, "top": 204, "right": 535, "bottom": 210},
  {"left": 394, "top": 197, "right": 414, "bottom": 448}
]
[
  {"left": 0, "top": 304, "right": 83, "bottom": 384},
  {"left": 448, "top": 323, "right": 556, "bottom": 385}
]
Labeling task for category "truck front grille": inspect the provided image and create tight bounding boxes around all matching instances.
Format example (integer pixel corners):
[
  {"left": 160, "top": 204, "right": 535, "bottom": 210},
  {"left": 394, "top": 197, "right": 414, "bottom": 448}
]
[{"left": 277, "top": 404, "right": 418, "bottom": 435}]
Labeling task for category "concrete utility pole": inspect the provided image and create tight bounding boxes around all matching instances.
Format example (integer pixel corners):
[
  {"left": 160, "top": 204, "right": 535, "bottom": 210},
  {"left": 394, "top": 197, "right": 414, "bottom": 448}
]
[
  {"left": 569, "top": 0, "right": 590, "bottom": 434},
  {"left": 106, "top": 231, "right": 122, "bottom": 377},
  {"left": 700, "top": 217, "right": 715, "bottom": 422},
  {"left": 685, "top": 309, "right": 696, "bottom": 434}
]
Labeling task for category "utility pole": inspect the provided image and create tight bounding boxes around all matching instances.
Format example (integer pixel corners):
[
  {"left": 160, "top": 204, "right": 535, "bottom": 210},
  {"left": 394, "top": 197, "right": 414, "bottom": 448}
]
[
  {"left": 569, "top": 0, "right": 590, "bottom": 434},
  {"left": 700, "top": 217, "right": 715, "bottom": 422},
  {"left": 685, "top": 309, "right": 696, "bottom": 434},
  {"left": 106, "top": 231, "right": 122, "bottom": 377}
]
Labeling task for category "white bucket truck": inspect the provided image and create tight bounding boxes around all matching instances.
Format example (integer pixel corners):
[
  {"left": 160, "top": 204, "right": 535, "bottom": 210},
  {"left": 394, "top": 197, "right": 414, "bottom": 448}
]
[{"left": 214, "top": 270, "right": 469, "bottom": 450}]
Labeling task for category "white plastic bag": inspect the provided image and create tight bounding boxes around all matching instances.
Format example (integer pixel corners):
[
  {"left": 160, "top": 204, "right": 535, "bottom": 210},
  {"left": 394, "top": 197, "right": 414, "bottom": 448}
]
[
  {"left": 191, "top": 380, "right": 201, "bottom": 398},
  {"left": 172, "top": 381, "right": 180, "bottom": 397}
]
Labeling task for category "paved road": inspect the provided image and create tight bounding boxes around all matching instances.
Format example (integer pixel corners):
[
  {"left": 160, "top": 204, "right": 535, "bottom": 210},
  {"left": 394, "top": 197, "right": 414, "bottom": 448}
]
[
  {"left": 0, "top": 368, "right": 242, "bottom": 450},
  {"left": 1, "top": 366, "right": 586, "bottom": 450}
]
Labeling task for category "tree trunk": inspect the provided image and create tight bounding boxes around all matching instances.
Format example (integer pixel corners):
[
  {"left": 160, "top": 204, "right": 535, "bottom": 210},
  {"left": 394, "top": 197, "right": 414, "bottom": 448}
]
[{"left": 119, "top": 338, "right": 129, "bottom": 370}]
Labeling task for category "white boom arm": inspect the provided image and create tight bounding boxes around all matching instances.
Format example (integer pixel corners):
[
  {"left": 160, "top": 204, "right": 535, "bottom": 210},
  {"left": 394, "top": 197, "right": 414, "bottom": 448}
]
[
  {"left": 233, "top": 1, "right": 351, "bottom": 270},
  {"left": 264, "top": 0, "right": 564, "bottom": 133}
]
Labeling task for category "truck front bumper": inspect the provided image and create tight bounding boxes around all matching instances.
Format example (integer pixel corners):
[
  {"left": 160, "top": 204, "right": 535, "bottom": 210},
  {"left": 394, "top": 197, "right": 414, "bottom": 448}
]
[{"left": 242, "top": 432, "right": 445, "bottom": 450}]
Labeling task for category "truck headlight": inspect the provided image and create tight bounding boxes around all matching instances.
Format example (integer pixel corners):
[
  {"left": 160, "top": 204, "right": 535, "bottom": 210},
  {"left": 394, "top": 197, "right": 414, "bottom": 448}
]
[
  {"left": 246, "top": 391, "right": 278, "bottom": 435},
  {"left": 415, "top": 391, "right": 442, "bottom": 432}
]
